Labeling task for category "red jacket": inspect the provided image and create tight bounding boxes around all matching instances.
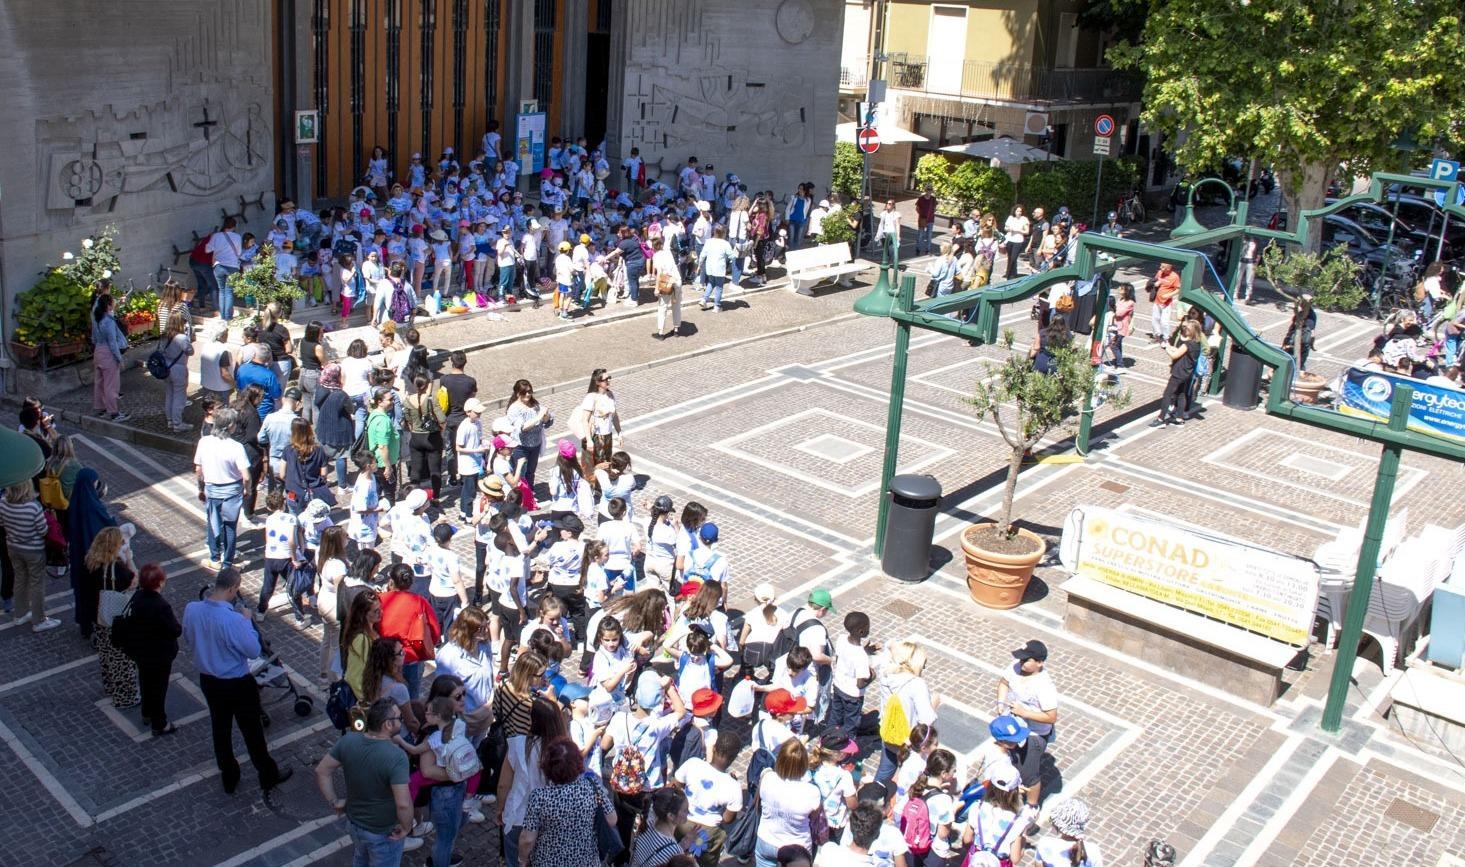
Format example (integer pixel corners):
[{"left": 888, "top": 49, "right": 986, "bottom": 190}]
[
  {"left": 379, "top": 590, "right": 442, "bottom": 664},
  {"left": 915, "top": 194, "right": 937, "bottom": 224}
]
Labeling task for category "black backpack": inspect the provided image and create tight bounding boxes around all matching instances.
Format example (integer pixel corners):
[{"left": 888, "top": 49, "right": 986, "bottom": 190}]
[
  {"left": 769, "top": 607, "right": 825, "bottom": 662},
  {"left": 146, "top": 338, "right": 183, "bottom": 380}
]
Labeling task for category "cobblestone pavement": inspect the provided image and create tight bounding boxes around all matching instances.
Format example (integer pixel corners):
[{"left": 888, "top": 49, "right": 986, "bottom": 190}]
[{"left": 8, "top": 198, "right": 1465, "bottom": 866}]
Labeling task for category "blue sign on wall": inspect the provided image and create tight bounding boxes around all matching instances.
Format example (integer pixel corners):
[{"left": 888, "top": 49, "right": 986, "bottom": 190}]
[{"left": 1338, "top": 367, "right": 1465, "bottom": 443}]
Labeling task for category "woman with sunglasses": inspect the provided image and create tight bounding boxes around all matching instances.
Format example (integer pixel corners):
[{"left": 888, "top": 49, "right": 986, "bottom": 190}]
[
  {"left": 573, "top": 368, "right": 621, "bottom": 489},
  {"left": 506, "top": 379, "right": 551, "bottom": 489}
]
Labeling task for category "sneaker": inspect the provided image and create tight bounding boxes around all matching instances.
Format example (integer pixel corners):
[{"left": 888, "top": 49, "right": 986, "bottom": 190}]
[
  {"left": 112, "top": 412, "right": 132, "bottom": 423},
  {"left": 32, "top": 618, "right": 60, "bottom": 633},
  {"left": 1147, "top": 418, "right": 1166, "bottom": 428},
  {"left": 1168, "top": 417, "right": 1186, "bottom": 426},
  {"left": 411, "top": 820, "right": 434, "bottom": 837},
  {"left": 252, "top": 609, "right": 265, "bottom": 623},
  {"left": 463, "top": 806, "right": 486, "bottom": 824},
  {"left": 480, "top": 793, "right": 497, "bottom": 804},
  {"left": 402, "top": 837, "right": 424, "bottom": 853},
  {"left": 13, "top": 612, "right": 32, "bottom": 627}
]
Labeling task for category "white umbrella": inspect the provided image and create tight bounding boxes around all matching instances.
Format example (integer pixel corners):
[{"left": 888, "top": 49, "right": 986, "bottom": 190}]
[
  {"left": 940, "top": 137, "right": 1057, "bottom": 164},
  {"left": 835, "top": 122, "right": 928, "bottom": 144}
]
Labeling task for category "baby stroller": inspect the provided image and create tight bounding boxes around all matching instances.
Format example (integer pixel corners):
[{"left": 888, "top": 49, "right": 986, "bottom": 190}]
[
  {"left": 248, "top": 627, "right": 315, "bottom": 727},
  {"left": 196, "top": 584, "right": 314, "bottom": 726}
]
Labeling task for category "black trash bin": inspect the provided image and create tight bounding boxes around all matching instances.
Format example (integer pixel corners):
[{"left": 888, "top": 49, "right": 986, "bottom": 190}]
[
  {"left": 1223, "top": 346, "right": 1263, "bottom": 410},
  {"left": 881, "top": 474, "right": 942, "bottom": 583}
]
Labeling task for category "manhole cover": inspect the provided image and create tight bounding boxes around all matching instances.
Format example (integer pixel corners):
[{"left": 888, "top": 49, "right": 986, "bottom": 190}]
[
  {"left": 1099, "top": 481, "right": 1129, "bottom": 494},
  {"left": 884, "top": 599, "right": 920, "bottom": 619},
  {"left": 1384, "top": 797, "right": 1439, "bottom": 833}
]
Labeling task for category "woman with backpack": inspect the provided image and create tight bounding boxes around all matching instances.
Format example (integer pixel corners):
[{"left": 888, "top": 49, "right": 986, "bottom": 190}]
[
  {"left": 754, "top": 739, "right": 822, "bottom": 867},
  {"left": 875, "top": 641, "right": 940, "bottom": 785},
  {"left": 601, "top": 671, "right": 691, "bottom": 859},
  {"left": 156, "top": 315, "right": 194, "bottom": 432}
]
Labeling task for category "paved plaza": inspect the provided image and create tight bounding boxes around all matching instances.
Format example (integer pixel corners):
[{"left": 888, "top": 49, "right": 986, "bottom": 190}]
[{"left": 5, "top": 244, "right": 1465, "bottom": 867}]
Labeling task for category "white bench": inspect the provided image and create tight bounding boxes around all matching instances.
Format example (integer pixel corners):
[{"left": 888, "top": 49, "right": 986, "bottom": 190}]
[
  {"left": 1062, "top": 574, "right": 1302, "bottom": 705},
  {"left": 784, "top": 242, "right": 872, "bottom": 296}
]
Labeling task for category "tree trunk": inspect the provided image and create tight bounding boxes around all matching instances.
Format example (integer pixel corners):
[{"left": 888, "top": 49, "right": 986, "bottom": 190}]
[
  {"left": 1279, "top": 159, "right": 1333, "bottom": 253},
  {"left": 998, "top": 443, "right": 1025, "bottom": 537}
]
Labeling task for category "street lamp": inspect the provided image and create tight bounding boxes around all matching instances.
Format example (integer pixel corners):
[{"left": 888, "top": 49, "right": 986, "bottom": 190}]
[{"left": 1170, "top": 177, "right": 1239, "bottom": 239}]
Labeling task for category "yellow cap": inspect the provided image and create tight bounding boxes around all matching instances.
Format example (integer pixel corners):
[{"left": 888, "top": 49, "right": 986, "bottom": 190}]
[
  {"left": 580, "top": 234, "right": 591, "bottom": 244},
  {"left": 558, "top": 241, "right": 572, "bottom": 252}
]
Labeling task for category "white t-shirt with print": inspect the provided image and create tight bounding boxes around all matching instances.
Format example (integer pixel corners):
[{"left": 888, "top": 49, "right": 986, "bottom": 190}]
[
  {"left": 598, "top": 519, "right": 636, "bottom": 573},
  {"left": 815, "top": 844, "right": 873, "bottom": 867},
  {"left": 263, "top": 511, "right": 300, "bottom": 560},
  {"left": 1001, "top": 664, "right": 1058, "bottom": 737},
  {"left": 427, "top": 546, "right": 460, "bottom": 599},
  {"left": 674, "top": 757, "right": 741, "bottom": 828},
  {"left": 925, "top": 792, "right": 958, "bottom": 858},
  {"left": 603, "top": 709, "right": 688, "bottom": 789},
  {"left": 809, "top": 763, "right": 856, "bottom": 830},
  {"left": 840, "top": 822, "right": 909, "bottom": 867}
]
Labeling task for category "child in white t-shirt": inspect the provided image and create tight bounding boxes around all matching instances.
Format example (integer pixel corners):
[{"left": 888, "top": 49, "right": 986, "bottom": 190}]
[
  {"left": 830, "top": 610, "right": 877, "bottom": 737},
  {"left": 810, "top": 727, "right": 860, "bottom": 837},
  {"left": 347, "top": 452, "right": 385, "bottom": 547},
  {"left": 675, "top": 625, "right": 732, "bottom": 698},
  {"left": 581, "top": 539, "right": 611, "bottom": 610}
]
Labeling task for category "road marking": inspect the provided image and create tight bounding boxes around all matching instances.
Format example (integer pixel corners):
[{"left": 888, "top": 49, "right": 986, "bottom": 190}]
[
  {"left": 91, "top": 717, "right": 334, "bottom": 823},
  {"left": 211, "top": 814, "right": 342, "bottom": 867},
  {"left": 0, "top": 655, "right": 96, "bottom": 696},
  {"left": 1098, "top": 456, "right": 1347, "bottom": 535},
  {"left": 76, "top": 434, "right": 205, "bottom": 519},
  {"left": 278, "top": 836, "right": 351, "bottom": 867},
  {"left": 1178, "top": 733, "right": 1305, "bottom": 866},
  {"left": 1230, "top": 749, "right": 1340, "bottom": 866},
  {"left": 921, "top": 636, "right": 1133, "bottom": 729},
  {"left": 0, "top": 716, "right": 94, "bottom": 826}
]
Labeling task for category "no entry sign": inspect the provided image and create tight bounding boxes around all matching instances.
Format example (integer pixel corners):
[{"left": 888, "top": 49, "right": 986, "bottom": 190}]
[{"left": 857, "top": 126, "right": 881, "bottom": 154}]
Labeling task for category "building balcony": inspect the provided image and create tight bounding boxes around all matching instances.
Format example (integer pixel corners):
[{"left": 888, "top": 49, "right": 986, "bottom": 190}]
[
  {"left": 882, "top": 54, "right": 1143, "bottom": 105},
  {"left": 840, "top": 62, "right": 871, "bottom": 92}
]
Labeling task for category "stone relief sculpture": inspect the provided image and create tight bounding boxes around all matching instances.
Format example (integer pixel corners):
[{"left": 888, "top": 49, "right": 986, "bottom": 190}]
[{"left": 32, "top": 2, "right": 272, "bottom": 227}]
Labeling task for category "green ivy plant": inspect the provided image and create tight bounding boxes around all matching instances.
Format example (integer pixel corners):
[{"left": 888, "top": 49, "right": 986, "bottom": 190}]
[
  {"left": 226, "top": 244, "right": 304, "bottom": 319},
  {"left": 912, "top": 154, "right": 1015, "bottom": 217}
]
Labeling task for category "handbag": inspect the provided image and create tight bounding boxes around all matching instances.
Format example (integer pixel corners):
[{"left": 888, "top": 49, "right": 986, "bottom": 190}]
[
  {"left": 98, "top": 563, "right": 135, "bottom": 628},
  {"left": 655, "top": 271, "right": 678, "bottom": 296},
  {"left": 110, "top": 594, "right": 141, "bottom": 660},
  {"left": 590, "top": 775, "right": 625, "bottom": 861},
  {"left": 1145, "top": 278, "right": 1159, "bottom": 303},
  {"left": 287, "top": 559, "right": 317, "bottom": 600},
  {"left": 808, "top": 804, "right": 830, "bottom": 847}
]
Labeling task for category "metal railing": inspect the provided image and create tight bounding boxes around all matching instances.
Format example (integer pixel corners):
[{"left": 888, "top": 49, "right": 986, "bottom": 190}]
[
  {"left": 881, "top": 53, "right": 1142, "bottom": 104},
  {"left": 840, "top": 63, "right": 870, "bottom": 90}
]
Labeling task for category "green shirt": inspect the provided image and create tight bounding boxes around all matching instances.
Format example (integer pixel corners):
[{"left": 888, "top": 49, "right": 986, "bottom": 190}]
[
  {"left": 330, "top": 732, "right": 409, "bottom": 833},
  {"left": 367, "top": 409, "right": 400, "bottom": 464}
]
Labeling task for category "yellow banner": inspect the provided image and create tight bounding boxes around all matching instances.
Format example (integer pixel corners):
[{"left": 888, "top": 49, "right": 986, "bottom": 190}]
[{"left": 1071, "top": 507, "right": 1319, "bottom": 645}]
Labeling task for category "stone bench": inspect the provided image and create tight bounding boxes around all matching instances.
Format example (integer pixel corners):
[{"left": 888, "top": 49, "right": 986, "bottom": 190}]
[{"left": 1062, "top": 574, "right": 1302, "bottom": 706}]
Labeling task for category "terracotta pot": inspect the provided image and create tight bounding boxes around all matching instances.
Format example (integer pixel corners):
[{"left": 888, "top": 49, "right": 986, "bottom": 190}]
[
  {"left": 1291, "top": 372, "right": 1327, "bottom": 405},
  {"left": 961, "top": 523, "right": 1046, "bottom": 610}
]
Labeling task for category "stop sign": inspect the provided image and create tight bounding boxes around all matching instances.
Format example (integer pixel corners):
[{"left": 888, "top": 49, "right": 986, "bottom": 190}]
[{"left": 857, "top": 126, "right": 881, "bottom": 154}]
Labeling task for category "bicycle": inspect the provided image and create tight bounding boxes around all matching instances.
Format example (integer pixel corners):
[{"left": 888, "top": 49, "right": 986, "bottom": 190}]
[{"left": 1116, "top": 189, "right": 1146, "bottom": 225}]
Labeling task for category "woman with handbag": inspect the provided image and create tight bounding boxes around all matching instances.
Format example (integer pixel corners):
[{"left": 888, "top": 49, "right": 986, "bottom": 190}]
[
  {"left": 87, "top": 526, "right": 140, "bottom": 708},
  {"left": 649, "top": 237, "right": 683, "bottom": 340},
  {"left": 403, "top": 373, "right": 447, "bottom": 503},
  {"left": 518, "top": 736, "right": 617, "bottom": 867},
  {"left": 283, "top": 417, "right": 336, "bottom": 510},
  {"left": 576, "top": 369, "right": 621, "bottom": 486},
  {"left": 121, "top": 562, "right": 182, "bottom": 737}
]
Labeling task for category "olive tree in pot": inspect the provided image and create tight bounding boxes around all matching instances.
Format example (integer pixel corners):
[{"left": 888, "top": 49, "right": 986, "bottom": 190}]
[
  {"left": 963, "top": 328, "right": 1125, "bottom": 608},
  {"left": 1259, "top": 243, "right": 1363, "bottom": 404}
]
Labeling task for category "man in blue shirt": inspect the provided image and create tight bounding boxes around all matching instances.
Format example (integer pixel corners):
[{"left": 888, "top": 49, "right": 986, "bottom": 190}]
[
  {"left": 234, "top": 344, "right": 282, "bottom": 419},
  {"left": 182, "top": 568, "right": 293, "bottom": 795}
]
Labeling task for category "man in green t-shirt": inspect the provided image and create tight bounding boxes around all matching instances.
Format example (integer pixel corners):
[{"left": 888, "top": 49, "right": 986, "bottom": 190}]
[
  {"left": 366, "top": 386, "right": 401, "bottom": 499},
  {"left": 315, "top": 698, "right": 415, "bottom": 861}
]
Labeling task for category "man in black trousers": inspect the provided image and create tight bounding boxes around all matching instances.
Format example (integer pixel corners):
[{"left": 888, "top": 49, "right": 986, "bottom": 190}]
[{"left": 181, "top": 568, "right": 293, "bottom": 795}]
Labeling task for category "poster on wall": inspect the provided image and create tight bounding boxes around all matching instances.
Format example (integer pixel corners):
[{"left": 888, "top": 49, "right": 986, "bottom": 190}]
[
  {"left": 516, "top": 111, "right": 546, "bottom": 175},
  {"left": 1338, "top": 367, "right": 1465, "bottom": 443},
  {"left": 1060, "top": 506, "right": 1319, "bottom": 645},
  {"left": 294, "top": 110, "right": 319, "bottom": 144}
]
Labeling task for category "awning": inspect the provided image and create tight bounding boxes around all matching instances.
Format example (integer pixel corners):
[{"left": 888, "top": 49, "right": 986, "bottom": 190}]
[
  {"left": 835, "top": 122, "right": 928, "bottom": 144},
  {"left": 940, "top": 137, "right": 1058, "bottom": 164}
]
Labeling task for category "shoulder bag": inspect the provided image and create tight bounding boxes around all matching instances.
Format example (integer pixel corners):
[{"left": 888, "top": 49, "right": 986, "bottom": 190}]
[{"left": 98, "top": 562, "right": 135, "bottom": 628}]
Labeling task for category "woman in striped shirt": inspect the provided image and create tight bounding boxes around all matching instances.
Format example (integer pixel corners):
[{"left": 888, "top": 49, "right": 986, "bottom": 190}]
[{"left": 0, "top": 482, "right": 57, "bottom": 632}]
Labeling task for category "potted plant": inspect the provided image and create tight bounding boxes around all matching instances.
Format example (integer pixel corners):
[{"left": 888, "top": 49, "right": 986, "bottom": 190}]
[
  {"left": 819, "top": 204, "right": 861, "bottom": 279},
  {"left": 120, "top": 289, "right": 160, "bottom": 339},
  {"left": 14, "top": 267, "right": 92, "bottom": 361},
  {"left": 226, "top": 244, "right": 304, "bottom": 321},
  {"left": 963, "top": 329, "right": 1126, "bottom": 608},
  {"left": 1260, "top": 243, "right": 1363, "bottom": 403}
]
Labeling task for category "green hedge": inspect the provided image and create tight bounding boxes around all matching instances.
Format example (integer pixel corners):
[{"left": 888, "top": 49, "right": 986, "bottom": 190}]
[
  {"left": 913, "top": 153, "right": 1015, "bottom": 217},
  {"left": 1016, "top": 156, "right": 1141, "bottom": 222}
]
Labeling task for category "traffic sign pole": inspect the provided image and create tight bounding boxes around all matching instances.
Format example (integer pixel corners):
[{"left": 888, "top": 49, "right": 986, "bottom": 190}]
[{"left": 1090, "top": 116, "right": 1117, "bottom": 228}]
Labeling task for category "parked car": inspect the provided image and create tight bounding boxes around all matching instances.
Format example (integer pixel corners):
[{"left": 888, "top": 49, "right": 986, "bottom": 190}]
[{"left": 1325, "top": 198, "right": 1458, "bottom": 260}]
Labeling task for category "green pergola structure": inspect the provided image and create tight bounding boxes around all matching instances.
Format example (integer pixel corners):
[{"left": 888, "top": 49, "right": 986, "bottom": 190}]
[{"left": 855, "top": 171, "right": 1465, "bottom": 732}]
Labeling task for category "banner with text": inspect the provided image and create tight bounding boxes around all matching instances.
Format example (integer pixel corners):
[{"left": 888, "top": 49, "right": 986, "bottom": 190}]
[
  {"left": 1337, "top": 367, "right": 1465, "bottom": 444},
  {"left": 1062, "top": 507, "right": 1319, "bottom": 645}
]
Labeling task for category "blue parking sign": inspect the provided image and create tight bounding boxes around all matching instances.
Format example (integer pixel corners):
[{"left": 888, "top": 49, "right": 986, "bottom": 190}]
[{"left": 1429, "top": 158, "right": 1460, "bottom": 182}]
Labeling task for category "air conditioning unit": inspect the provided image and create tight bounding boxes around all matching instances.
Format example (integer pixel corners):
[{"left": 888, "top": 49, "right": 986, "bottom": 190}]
[{"left": 1023, "top": 111, "right": 1050, "bottom": 137}]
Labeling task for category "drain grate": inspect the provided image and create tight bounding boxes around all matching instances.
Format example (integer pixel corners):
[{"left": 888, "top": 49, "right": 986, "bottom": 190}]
[
  {"left": 884, "top": 599, "right": 920, "bottom": 620},
  {"left": 1383, "top": 797, "right": 1439, "bottom": 833},
  {"left": 1099, "top": 481, "right": 1129, "bottom": 494}
]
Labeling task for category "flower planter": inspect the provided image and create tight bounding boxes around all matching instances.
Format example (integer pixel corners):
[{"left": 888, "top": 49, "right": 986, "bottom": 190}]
[
  {"left": 961, "top": 523, "right": 1046, "bottom": 610},
  {"left": 47, "top": 339, "right": 86, "bottom": 359},
  {"left": 125, "top": 318, "right": 156, "bottom": 338},
  {"left": 9, "top": 341, "right": 42, "bottom": 364},
  {"left": 1291, "top": 371, "right": 1327, "bottom": 405}
]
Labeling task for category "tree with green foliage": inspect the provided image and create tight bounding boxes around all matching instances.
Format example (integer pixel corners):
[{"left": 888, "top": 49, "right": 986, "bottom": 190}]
[
  {"left": 1109, "top": 0, "right": 1465, "bottom": 249},
  {"left": 831, "top": 141, "right": 863, "bottom": 201},
  {"left": 1261, "top": 242, "right": 1362, "bottom": 374},
  {"left": 913, "top": 154, "right": 1015, "bottom": 217}
]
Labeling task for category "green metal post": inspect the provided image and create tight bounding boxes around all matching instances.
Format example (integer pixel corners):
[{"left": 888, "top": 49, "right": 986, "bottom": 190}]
[
  {"left": 873, "top": 272, "right": 917, "bottom": 558},
  {"left": 1075, "top": 277, "right": 1112, "bottom": 455},
  {"left": 1210, "top": 200, "right": 1249, "bottom": 395},
  {"left": 1320, "top": 384, "right": 1412, "bottom": 732}
]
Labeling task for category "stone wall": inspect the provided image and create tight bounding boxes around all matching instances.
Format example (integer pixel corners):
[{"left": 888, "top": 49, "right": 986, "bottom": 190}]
[
  {"left": 0, "top": 0, "right": 275, "bottom": 343},
  {"left": 605, "top": 0, "right": 843, "bottom": 200}
]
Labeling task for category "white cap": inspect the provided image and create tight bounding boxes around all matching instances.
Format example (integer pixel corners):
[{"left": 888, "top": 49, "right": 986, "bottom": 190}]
[{"left": 753, "top": 583, "right": 777, "bottom": 604}]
